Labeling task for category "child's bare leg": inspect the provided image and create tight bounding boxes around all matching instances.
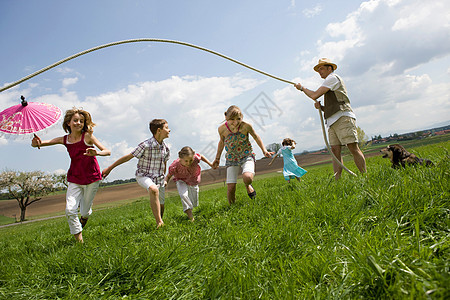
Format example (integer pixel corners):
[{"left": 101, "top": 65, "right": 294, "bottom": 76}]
[
  {"left": 74, "top": 232, "right": 83, "bottom": 243},
  {"left": 149, "top": 186, "right": 164, "bottom": 227},
  {"left": 185, "top": 209, "right": 194, "bottom": 221},
  {"left": 227, "top": 183, "right": 237, "bottom": 204},
  {"left": 242, "top": 172, "right": 254, "bottom": 193},
  {"left": 243, "top": 172, "right": 256, "bottom": 199},
  {"left": 160, "top": 204, "right": 165, "bottom": 218}
]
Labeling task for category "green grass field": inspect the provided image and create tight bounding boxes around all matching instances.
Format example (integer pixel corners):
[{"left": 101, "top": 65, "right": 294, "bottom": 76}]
[
  {"left": 0, "top": 141, "right": 448, "bottom": 299},
  {"left": 0, "top": 215, "right": 15, "bottom": 226}
]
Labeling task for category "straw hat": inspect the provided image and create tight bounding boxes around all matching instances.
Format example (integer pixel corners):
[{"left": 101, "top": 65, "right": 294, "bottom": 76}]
[{"left": 313, "top": 58, "right": 337, "bottom": 72}]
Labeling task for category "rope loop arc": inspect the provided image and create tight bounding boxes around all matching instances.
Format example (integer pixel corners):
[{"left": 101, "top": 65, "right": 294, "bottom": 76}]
[
  {"left": 0, "top": 38, "right": 356, "bottom": 176},
  {"left": 0, "top": 38, "right": 294, "bottom": 93}
]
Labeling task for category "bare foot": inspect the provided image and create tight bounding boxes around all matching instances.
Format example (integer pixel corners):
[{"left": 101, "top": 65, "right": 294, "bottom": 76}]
[
  {"left": 74, "top": 232, "right": 84, "bottom": 243},
  {"left": 186, "top": 209, "right": 194, "bottom": 221}
]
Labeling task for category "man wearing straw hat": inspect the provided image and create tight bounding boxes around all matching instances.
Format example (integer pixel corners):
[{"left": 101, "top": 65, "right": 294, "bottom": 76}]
[{"left": 295, "top": 58, "right": 366, "bottom": 179}]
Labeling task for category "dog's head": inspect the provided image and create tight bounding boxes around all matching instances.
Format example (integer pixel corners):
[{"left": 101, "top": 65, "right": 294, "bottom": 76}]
[
  {"left": 380, "top": 146, "right": 393, "bottom": 160},
  {"left": 380, "top": 144, "right": 410, "bottom": 165}
]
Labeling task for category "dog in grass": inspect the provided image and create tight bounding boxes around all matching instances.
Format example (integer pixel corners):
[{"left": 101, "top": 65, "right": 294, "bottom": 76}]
[{"left": 380, "top": 144, "right": 433, "bottom": 168}]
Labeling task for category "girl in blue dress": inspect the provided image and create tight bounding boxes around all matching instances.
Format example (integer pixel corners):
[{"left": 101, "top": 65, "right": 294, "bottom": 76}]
[{"left": 268, "top": 138, "right": 307, "bottom": 183}]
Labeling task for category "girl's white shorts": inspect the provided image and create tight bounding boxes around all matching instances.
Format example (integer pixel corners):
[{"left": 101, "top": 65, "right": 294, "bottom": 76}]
[{"left": 226, "top": 158, "right": 255, "bottom": 184}]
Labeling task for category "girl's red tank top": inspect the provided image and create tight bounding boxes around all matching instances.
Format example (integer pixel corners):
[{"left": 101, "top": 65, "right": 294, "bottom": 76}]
[{"left": 64, "top": 132, "right": 102, "bottom": 185}]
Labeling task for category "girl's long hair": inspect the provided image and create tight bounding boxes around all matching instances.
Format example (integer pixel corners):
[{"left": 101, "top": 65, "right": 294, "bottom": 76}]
[
  {"left": 224, "top": 105, "right": 243, "bottom": 121},
  {"left": 63, "top": 107, "right": 96, "bottom": 133}
]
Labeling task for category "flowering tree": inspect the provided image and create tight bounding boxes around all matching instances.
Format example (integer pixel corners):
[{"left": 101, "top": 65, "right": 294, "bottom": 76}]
[
  {"left": 52, "top": 173, "right": 68, "bottom": 189},
  {"left": 266, "top": 142, "right": 281, "bottom": 154},
  {"left": 0, "top": 170, "right": 55, "bottom": 221}
]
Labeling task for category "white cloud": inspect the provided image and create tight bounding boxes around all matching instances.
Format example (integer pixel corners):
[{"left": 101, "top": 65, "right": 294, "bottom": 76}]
[
  {"left": 316, "top": 0, "right": 450, "bottom": 76},
  {"left": 290, "top": 0, "right": 450, "bottom": 150},
  {"left": 1, "top": 74, "right": 267, "bottom": 180},
  {"left": 302, "top": 4, "right": 322, "bottom": 18},
  {"left": 295, "top": 0, "right": 450, "bottom": 140},
  {"left": 354, "top": 81, "right": 450, "bottom": 137},
  {"left": 56, "top": 67, "right": 76, "bottom": 75},
  {"left": 325, "top": 14, "right": 361, "bottom": 41},
  {"left": 54, "top": 75, "right": 264, "bottom": 180},
  {"left": 62, "top": 77, "right": 78, "bottom": 87},
  {"left": 289, "top": 0, "right": 296, "bottom": 9},
  {"left": 392, "top": 1, "right": 447, "bottom": 31}
]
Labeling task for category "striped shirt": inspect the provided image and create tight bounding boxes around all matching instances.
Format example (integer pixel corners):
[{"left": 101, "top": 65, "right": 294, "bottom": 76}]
[{"left": 131, "top": 137, "right": 170, "bottom": 185}]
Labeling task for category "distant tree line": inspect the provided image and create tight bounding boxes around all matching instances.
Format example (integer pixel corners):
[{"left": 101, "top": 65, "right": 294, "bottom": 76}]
[
  {"left": 371, "top": 124, "right": 450, "bottom": 143},
  {"left": 100, "top": 178, "right": 136, "bottom": 187}
]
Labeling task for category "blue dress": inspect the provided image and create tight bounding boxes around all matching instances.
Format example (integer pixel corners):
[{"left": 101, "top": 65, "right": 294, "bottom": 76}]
[{"left": 277, "top": 146, "right": 307, "bottom": 181}]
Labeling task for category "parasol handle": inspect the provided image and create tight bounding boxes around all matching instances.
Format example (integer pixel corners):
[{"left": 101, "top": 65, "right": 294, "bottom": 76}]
[{"left": 33, "top": 134, "right": 41, "bottom": 149}]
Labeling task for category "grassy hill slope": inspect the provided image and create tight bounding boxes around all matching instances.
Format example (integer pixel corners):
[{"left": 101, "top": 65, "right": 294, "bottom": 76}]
[{"left": 0, "top": 142, "right": 448, "bottom": 299}]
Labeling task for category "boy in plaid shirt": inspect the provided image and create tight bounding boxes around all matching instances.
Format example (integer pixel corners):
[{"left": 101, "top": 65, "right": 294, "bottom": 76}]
[{"left": 102, "top": 119, "right": 170, "bottom": 228}]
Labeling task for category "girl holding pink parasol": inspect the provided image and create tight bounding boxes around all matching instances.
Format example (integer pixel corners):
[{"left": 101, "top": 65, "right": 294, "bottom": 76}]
[{"left": 31, "top": 107, "right": 110, "bottom": 243}]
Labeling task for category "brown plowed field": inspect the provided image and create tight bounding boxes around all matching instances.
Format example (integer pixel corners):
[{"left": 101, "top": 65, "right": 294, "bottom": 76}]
[{"left": 0, "top": 151, "right": 380, "bottom": 219}]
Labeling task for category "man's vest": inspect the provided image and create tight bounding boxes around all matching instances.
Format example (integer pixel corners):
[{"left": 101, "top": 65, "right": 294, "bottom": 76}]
[{"left": 323, "top": 74, "right": 353, "bottom": 119}]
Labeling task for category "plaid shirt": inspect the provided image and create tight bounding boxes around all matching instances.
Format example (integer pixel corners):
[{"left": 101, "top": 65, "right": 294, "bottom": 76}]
[{"left": 131, "top": 137, "right": 170, "bottom": 185}]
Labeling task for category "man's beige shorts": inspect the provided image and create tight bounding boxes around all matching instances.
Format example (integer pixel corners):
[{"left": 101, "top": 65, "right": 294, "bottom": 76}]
[{"left": 328, "top": 116, "right": 359, "bottom": 146}]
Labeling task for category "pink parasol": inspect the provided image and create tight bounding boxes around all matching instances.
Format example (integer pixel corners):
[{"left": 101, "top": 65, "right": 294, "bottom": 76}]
[{"left": 0, "top": 96, "right": 62, "bottom": 139}]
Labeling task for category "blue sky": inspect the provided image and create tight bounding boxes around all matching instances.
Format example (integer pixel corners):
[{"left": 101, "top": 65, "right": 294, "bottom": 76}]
[{"left": 1, "top": 0, "right": 449, "bottom": 181}]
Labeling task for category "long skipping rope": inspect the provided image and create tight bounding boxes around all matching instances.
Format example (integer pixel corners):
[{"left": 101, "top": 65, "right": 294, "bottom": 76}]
[{"left": 0, "top": 38, "right": 356, "bottom": 176}]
